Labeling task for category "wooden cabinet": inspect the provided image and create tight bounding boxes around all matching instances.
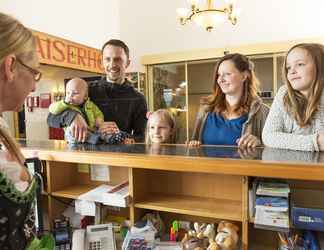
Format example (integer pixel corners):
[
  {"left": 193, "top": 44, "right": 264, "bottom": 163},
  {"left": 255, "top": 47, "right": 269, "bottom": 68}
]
[{"left": 21, "top": 141, "right": 324, "bottom": 249}]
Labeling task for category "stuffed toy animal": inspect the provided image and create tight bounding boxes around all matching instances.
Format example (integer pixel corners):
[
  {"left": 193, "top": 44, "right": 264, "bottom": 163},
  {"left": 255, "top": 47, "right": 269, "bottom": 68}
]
[
  {"left": 203, "top": 224, "right": 215, "bottom": 240},
  {"left": 182, "top": 222, "right": 214, "bottom": 250},
  {"left": 215, "top": 221, "right": 239, "bottom": 250},
  {"left": 182, "top": 237, "right": 206, "bottom": 250},
  {"left": 207, "top": 238, "right": 221, "bottom": 250}
]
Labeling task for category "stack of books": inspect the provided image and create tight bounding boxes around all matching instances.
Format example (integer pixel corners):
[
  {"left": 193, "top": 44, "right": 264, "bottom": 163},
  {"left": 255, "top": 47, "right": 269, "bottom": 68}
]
[{"left": 254, "top": 180, "right": 290, "bottom": 231}]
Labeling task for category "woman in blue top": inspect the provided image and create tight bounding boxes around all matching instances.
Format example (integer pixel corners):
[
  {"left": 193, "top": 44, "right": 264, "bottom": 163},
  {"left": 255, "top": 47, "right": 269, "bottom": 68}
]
[{"left": 189, "top": 53, "right": 269, "bottom": 148}]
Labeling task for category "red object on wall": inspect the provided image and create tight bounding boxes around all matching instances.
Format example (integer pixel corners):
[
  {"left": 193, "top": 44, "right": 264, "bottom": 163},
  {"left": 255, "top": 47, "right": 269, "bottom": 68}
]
[
  {"left": 26, "top": 96, "right": 34, "bottom": 112},
  {"left": 40, "top": 93, "right": 51, "bottom": 108},
  {"left": 33, "top": 96, "right": 39, "bottom": 107},
  {"left": 49, "top": 127, "right": 64, "bottom": 140}
]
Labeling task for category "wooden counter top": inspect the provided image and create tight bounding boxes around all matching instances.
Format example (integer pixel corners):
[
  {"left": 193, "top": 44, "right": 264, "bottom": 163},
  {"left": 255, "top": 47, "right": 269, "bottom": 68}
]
[{"left": 20, "top": 140, "right": 324, "bottom": 181}]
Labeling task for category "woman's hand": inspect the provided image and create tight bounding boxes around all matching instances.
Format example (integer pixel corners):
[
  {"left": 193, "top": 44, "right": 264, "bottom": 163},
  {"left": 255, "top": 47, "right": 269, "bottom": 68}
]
[
  {"left": 236, "top": 133, "right": 260, "bottom": 148},
  {"left": 317, "top": 133, "right": 324, "bottom": 151},
  {"left": 237, "top": 147, "right": 259, "bottom": 159},
  {"left": 188, "top": 140, "right": 201, "bottom": 147}
]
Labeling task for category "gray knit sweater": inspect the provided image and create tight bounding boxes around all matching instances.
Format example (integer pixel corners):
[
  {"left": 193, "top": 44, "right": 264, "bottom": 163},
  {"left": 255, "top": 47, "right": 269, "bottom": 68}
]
[{"left": 262, "top": 85, "right": 324, "bottom": 151}]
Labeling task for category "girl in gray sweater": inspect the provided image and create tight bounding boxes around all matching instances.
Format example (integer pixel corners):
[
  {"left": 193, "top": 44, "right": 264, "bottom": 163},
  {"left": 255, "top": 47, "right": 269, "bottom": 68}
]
[{"left": 262, "top": 43, "right": 324, "bottom": 151}]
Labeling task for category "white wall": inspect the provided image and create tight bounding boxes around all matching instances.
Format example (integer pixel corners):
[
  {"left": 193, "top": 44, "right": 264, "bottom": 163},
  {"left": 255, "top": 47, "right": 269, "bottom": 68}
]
[
  {"left": 0, "top": 0, "right": 120, "bottom": 49},
  {"left": 2, "top": 1, "right": 323, "bottom": 71},
  {"left": 119, "top": 0, "right": 324, "bottom": 71}
]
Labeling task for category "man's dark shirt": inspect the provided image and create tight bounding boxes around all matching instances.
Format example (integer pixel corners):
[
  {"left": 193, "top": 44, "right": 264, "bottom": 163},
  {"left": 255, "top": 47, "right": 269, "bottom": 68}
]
[{"left": 47, "top": 78, "right": 147, "bottom": 142}]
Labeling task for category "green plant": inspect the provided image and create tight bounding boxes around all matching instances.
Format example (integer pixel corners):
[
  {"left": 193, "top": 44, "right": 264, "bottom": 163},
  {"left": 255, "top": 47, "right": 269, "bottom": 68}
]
[{"left": 26, "top": 234, "right": 55, "bottom": 250}]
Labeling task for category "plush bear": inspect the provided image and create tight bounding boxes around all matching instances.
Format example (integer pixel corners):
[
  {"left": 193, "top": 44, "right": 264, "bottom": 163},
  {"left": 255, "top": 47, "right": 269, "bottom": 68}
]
[
  {"left": 214, "top": 221, "right": 239, "bottom": 250},
  {"left": 207, "top": 238, "right": 221, "bottom": 250}
]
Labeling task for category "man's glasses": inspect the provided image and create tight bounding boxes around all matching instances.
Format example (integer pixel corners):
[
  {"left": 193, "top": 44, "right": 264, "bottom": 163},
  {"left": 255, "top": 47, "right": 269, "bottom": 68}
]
[{"left": 16, "top": 57, "right": 42, "bottom": 82}]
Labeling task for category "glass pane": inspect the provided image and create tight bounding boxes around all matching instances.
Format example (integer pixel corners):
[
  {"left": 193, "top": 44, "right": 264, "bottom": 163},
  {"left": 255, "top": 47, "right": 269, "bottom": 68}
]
[
  {"left": 125, "top": 72, "right": 146, "bottom": 95},
  {"left": 250, "top": 57, "right": 274, "bottom": 100},
  {"left": 187, "top": 60, "right": 216, "bottom": 139},
  {"left": 277, "top": 55, "right": 285, "bottom": 90},
  {"left": 152, "top": 63, "right": 187, "bottom": 143}
]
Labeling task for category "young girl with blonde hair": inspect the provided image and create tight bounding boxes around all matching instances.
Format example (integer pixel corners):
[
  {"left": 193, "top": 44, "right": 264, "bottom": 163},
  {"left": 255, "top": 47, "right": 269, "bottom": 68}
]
[
  {"left": 262, "top": 43, "right": 324, "bottom": 151},
  {"left": 146, "top": 109, "right": 176, "bottom": 144}
]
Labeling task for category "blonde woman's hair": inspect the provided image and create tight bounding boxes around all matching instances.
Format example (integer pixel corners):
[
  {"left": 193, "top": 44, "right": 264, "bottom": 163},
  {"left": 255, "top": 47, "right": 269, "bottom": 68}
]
[
  {"left": 283, "top": 43, "right": 324, "bottom": 127},
  {"left": 0, "top": 12, "right": 34, "bottom": 164},
  {"left": 0, "top": 126, "right": 25, "bottom": 165},
  {"left": 145, "top": 109, "right": 177, "bottom": 144},
  {"left": 0, "top": 12, "right": 35, "bottom": 63}
]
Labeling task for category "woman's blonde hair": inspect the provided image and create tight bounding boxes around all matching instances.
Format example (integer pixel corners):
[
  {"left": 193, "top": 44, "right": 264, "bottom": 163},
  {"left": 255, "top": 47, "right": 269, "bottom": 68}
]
[
  {"left": 0, "top": 126, "right": 25, "bottom": 165},
  {"left": 145, "top": 109, "right": 177, "bottom": 144},
  {"left": 201, "top": 53, "right": 259, "bottom": 115},
  {"left": 283, "top": 43, "right": 324, "bottom": 127},
  {"left": 0, "top": 12, "right": 35, "bottom": 164},
  {"left": 0, "top": 12, "right": 35, "bottom": 63}
]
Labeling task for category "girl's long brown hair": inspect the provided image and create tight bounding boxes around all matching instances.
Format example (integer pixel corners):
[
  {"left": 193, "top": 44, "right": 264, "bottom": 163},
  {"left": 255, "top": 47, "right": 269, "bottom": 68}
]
[
  {"left": 201, "top": 53, "right": 259, "bottom": 115},
  {"left": 283, "top": 43, "right": 324, "bottom": 127}
]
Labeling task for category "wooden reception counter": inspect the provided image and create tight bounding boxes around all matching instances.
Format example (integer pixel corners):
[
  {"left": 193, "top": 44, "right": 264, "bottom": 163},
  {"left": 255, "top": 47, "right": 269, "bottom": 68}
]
[{"left": 20, "top": 140, "right": 324, "bottom": 249}]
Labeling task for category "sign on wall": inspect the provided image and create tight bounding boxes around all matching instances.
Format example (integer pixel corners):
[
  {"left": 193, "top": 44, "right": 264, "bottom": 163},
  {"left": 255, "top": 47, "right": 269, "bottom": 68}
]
[{"left": 32, "top": 30, "right": 104, "bottom": 74}]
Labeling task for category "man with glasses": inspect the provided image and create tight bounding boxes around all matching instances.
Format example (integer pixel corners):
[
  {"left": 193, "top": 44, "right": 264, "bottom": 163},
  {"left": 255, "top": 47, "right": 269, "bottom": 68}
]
[{"left": 47, "top": 39, "right": 147, "bottom": 142}]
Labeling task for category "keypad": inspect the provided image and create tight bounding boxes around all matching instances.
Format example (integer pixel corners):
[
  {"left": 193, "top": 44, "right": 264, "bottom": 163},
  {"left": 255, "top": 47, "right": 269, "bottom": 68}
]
[{"left": 89, "top": 240, "right": 101, "bottom": 250}]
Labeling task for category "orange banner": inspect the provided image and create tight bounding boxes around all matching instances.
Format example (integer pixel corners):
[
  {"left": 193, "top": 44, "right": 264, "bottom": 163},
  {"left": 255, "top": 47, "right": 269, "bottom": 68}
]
[{"left": 32, "top": 30, "right": 104, "bottom": 74}]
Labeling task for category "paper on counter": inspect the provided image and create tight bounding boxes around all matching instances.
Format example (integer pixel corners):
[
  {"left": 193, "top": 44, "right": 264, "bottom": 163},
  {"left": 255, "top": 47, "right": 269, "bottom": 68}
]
[
  {"left": 76, "top": 184, "right": 129, "bottom": 208},
  {"left": 75, "top": 199, "right": 96, "bottom": 216}
]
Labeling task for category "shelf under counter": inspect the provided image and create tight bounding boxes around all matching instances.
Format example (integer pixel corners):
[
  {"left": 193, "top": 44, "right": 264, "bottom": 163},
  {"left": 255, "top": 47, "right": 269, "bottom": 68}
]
[
  {"left": 134, "top": 193, "right": 242, "bottom": 221},
  {"left": 51, "top": 184, "right": 99, "bottom": 199}
]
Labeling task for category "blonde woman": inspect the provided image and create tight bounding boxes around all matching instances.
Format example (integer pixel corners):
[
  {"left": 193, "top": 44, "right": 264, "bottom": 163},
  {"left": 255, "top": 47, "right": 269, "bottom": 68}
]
[
  {"left": 262, "top": 43, "right": 324, "bottom": 151},
  {"left": 190, "top": 53, "right": 269, "bottom": 148},
  {"left": 0, "top": 12, "right": 42, "bottom": 250}
]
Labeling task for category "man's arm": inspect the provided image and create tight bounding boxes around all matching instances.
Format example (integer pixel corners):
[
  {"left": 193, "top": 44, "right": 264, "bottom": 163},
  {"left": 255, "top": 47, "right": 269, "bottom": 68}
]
[
  {"left": 47, "top": 109, "right": 78, "bottom": 128},
  {"left": 47, "top": 110, "right": 89, "bottom": 142}
]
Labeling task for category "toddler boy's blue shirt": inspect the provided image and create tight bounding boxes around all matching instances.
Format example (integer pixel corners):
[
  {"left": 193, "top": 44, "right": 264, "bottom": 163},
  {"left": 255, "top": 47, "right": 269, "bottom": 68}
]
[{"left": 202, "top": 112, "right": 248, "bottom": 145}]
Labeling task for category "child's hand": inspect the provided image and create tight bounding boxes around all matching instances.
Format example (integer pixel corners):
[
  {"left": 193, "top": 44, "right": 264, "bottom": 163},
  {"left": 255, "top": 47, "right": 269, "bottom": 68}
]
[
  {"left": 64, "top": 95, "right": 71, "bottom": 104},
  {"left": 123, "top": 138, "right": 135, "bottom": 144}
]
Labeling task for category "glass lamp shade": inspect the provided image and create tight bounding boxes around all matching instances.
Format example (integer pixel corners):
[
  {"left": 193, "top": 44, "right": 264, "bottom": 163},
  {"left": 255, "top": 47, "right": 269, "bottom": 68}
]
[{"left": 191, "top": 10, "right": 226, "bottom": 31}]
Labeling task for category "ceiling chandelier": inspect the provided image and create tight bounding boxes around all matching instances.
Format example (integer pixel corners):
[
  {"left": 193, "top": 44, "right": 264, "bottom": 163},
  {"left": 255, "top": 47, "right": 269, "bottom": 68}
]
[{"left": 176, "top": 0, "right": 239, "bottom": 32}]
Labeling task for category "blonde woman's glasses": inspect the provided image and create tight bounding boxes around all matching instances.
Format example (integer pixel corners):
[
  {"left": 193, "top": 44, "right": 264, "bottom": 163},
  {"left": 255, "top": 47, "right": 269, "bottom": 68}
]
[{"left": 16, "top": 57, "right": 42, "bottom": 82}]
